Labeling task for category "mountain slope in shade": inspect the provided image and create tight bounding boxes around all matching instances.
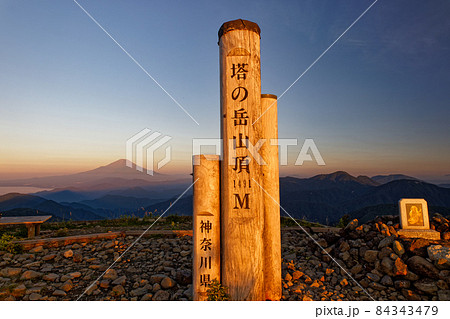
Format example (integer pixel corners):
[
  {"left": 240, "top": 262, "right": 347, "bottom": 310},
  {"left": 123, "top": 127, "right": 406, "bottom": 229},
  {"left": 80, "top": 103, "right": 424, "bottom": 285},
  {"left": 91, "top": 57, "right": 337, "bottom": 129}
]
[
  {"left": 79, "top": 195, "right": 157, "bottom": 211},
  {"left": 371, "top": 174, "right": 420, "bottom": 184},
  {"left": 0, "top": 193, "right": 103, "bottom": 220},
  {"left": 139, "top": 196, "right": 193, "bottom": 217},
  {"left": 34, "top": 189, "right": 89, "bottom": 202},
  {"left": 141, "top": 173, "right": 450, "bottom": 225},
  {"left": 341, "top": 179, "right": 450, "bottom": 211},
  {"left": 0, "top": 193, "right": 47, "bottom": 208}
]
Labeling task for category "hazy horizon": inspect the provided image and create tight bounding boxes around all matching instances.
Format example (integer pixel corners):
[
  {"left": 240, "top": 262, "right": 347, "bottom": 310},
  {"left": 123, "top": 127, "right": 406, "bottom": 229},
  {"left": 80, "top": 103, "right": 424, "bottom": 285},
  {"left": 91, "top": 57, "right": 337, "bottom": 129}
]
[{"left": 0, "top": 157, "right": 448, "bottom": 185}]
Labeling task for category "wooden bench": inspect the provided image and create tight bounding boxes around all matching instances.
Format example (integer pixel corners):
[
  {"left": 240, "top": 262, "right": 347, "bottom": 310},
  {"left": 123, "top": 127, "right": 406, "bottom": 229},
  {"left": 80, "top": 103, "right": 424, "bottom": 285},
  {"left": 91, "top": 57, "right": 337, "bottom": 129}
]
[{"left": 0, "top": 216, "right": 52, "bottom": 238}]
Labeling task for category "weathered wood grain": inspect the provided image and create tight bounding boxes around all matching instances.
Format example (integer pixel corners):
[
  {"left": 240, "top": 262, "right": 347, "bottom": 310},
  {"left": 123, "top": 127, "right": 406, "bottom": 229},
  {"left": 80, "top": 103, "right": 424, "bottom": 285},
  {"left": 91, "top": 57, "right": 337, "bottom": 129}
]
[{"left": 259, "top": 95, "right": 281, "bottom": 300}]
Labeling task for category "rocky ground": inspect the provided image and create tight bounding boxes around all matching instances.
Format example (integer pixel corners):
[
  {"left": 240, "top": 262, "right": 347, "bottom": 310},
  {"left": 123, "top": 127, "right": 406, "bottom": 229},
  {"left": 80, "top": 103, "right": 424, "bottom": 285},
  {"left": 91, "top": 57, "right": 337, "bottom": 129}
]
[
  {"left": 280, "top": 214, "right": 450, "bottom": 301},
  {"left": 0, "top": 215, "right": 449, "bottom": 301}
]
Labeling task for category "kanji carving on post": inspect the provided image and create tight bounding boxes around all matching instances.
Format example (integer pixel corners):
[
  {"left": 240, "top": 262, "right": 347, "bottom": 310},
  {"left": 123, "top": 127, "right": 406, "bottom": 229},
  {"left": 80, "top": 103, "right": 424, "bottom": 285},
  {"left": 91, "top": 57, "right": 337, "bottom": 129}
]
[
  {"left": 200, "top": 220, "right": 212, "bottom": 234},
  {"left": 233, "top": 156, "right": 250, "bottom": 174},
  {"left": 231, "top": 87, "right": 248, "bottom": 102},
  {"left": 232, "top": 108, "right": 249, "bottom": 126},
  {"left": 231, "top": 63, "right": 248, "bottom": 80}
]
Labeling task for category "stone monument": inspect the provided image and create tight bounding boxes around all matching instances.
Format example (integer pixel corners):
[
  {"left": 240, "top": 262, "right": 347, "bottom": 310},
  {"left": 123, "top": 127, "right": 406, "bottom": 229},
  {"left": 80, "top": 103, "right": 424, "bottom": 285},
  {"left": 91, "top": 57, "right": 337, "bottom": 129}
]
[{"left": 397, "top": 198, "right": 440, "bottom": 240}]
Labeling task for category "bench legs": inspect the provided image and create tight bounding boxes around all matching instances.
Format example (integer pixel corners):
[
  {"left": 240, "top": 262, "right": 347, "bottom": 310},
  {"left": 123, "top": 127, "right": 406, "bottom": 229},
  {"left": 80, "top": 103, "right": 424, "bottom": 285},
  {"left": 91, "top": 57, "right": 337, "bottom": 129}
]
[{"left": 26, "top": 224, "right": 40, "bottom": 238}]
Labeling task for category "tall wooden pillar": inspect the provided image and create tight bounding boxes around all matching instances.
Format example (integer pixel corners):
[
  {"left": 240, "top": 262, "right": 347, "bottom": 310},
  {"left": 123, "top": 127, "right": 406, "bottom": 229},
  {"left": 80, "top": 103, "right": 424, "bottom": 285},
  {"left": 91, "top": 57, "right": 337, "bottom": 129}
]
[
  {"left": 193, "top": 155, "right": 221, "bottom": 301},
  {"left": 219, "top": 19, "right": 265, "bottom": 300},
  {"left": 259, "top": 95, "right": 281, "bottom": 300}
]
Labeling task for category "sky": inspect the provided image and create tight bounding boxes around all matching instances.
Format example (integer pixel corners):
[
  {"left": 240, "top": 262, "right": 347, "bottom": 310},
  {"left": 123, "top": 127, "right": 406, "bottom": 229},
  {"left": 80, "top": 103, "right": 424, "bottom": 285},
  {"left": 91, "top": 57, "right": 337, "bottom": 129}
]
[{"left": 0, "top": 0, "right": 449, "bottom": 181}]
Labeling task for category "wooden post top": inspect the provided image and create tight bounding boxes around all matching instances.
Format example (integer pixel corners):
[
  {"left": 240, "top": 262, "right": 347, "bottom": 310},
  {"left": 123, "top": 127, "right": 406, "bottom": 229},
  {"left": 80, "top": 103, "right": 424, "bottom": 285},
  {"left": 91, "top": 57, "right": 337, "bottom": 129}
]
[
  {"left": 261, "top": 94, "right": 277, "bottom": 99},
  {"left": 218, "top": 19, "right": 261, "bottom": 41}
]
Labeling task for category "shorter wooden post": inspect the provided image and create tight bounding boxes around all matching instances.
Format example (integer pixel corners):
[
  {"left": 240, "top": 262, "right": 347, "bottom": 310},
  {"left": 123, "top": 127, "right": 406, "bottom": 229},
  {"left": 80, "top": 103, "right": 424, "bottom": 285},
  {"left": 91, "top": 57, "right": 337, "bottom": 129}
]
[
  {"left": 35, "top": 224, "right": 41, "bottom": 236},
  {"left": 193, "top": 155, "right": 221, "bottom": 300}
]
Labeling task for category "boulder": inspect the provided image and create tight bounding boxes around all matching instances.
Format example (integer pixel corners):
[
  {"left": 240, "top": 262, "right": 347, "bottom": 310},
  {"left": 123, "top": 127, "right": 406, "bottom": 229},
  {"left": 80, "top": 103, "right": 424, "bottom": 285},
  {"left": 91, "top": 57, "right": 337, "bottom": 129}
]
[
  {"left": 161, "top": 277, "right": 176, "bottom": 289},
  {"left": 402, "top": 289, "right": 421, "bottom": 301},
  {"left": 28, "top": 293, "right": 42, "bottom": 301},
  {"left": 152, "top": 290, "right": 170, "bottom": 301},
  {"left": 438, "top": 290, "right": 450, "bottom": 301},
  {"left": 427, "top": 245, "right": 450, "bottom": 269},
  {"left": 338, "top": 241, "right": 350, "bottom": 252},
  {"left": 393, "top": 241, "right": 405, "bottom": 256},
  {"left": 292, "top": 270, "right": 304, "bottom": 280},
  {"left": 394, "top": 280, "right": 410, "bottom": 289},
  {"left": 73, "top": 252, "right": 83, "bottom": 263},
  {"left": 408, "top": 239, "right": 430, "bottom": 257},
  {"left": 20, "top": 270, "right": 42, "bottom": 280},
  {"left": 380, "top": 275, "right": 393, "bottom": 286},
  {"left": 413, "top": 279, "right": 438, "bottom": 295},
  {"left": 175, "top": 270, "right": 192, "bottom": 285},
  {"left": 112, "top": 275, "right": 127, "bottom": 286},
  {"left": 52, "top": 290, "right": 67, "bottom": 297},
  {"left": 393, "top": 258, "right": 407, "bottom": 276},
  {"left": 350, "top": 264, "right": 363, "bottom": 275},
  {"left": 150, "top": 274, "right": 166, "bottom": 284},
  {"left": 0, "top": 267, "right": 22, "bottom": 278},
  {"left": 63, "top": 250, "right": 73, "bottom": 258},
  {"left": 364, "top": 250, "right": 379, "bottom": 263},
  {"left": 378, "top": 236, "right": 394, "bottom": 249},
  {"left": 404, "top": 270, "right": 420, "bottom": 281},
  {"left": 11, "top": 284, "right": 26, "bottom": 298},
  {"left": 112, "top": 285, "right": 125, "bottom": 296},
  {"left": 367, "top": 273, "right": 380, "bottom": 282},
  {"left": 42, "top": 254, "right": 56, "bottom": 261},
  {"left": 380, "top": 257, "right": 394, "bottom": 276},
  {"left": 61, "top": 280, "right": 74, "bottom": 292},
  {"left": 43, "top": 273, "right": 59, "bottom": 282},
  {"left": 130, "top": 287, "right": 148, "bottom": 297},
  {"left": 29, "top": 246, "right": 43, "bottom": 253},
  {"left": 345, "top": 219, "right": 358, "bottom": 231},
  {"left": 407, "top": 256, "right": 439, "bottom": 279},
  {"left": 103, "top": 269, "right": 118, "bottom": 280},
  {"left": 141, "top": 293, "right": 153, "bottom": 301}
]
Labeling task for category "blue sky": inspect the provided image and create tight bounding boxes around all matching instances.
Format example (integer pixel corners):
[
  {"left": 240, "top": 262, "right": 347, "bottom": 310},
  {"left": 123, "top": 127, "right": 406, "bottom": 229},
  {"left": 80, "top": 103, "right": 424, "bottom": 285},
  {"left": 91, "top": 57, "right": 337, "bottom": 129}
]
[{"left": 0, "top": 0, "right": 449, "bottom": 180}]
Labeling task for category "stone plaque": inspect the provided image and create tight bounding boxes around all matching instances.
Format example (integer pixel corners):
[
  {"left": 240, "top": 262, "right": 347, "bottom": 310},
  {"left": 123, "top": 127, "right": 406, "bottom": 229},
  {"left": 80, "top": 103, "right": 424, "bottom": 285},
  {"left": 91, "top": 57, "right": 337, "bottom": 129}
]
[
  {"left": 398, "top": 198, "right": 440, "bottom": 240},
  {"left": 399, "top": 198, "right": 429, "bottom": 230}
]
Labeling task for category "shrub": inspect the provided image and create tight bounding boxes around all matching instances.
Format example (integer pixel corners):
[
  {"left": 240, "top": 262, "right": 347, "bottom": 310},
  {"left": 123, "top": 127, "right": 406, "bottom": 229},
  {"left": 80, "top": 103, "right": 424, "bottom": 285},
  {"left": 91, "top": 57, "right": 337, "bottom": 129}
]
[
  {"left": 206, "top": 279, "right": 231, "bottom": 301},
  {"left": 55, "top": 227, "right": 69, "bottom": 237},
  {"left": 0, "top": 234, "right": 23, "bottom": 254},
  {"left": 336, "top": 214, "right": 351, "bottom": 228}
]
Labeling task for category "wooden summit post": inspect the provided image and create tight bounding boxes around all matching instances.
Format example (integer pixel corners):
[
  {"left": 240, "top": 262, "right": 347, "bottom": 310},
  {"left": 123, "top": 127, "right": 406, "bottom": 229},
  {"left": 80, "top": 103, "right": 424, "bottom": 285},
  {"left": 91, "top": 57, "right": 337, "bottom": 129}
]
[
  {"left": 193, "top": 19, "right": 281, "bottom": 301},
  {"left": 219, "top": 19, "right": 265, "bottom": 300},
  {"left": 193, "top": 155, "right": 221, "bottom": 300}
]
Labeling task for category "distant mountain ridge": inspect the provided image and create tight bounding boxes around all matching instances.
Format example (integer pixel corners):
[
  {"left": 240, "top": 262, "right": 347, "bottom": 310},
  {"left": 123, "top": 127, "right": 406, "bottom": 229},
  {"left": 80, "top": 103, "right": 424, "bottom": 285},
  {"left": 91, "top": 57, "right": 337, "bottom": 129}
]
[
  {"left": 141, "top": 171, "right": 450, "bottom": 224},
  {"left": 1, "top": 160, "right": 448, "bottom": 225},
  {"left": 371, "top": 174, "right": 420, "bottom": 184}
]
